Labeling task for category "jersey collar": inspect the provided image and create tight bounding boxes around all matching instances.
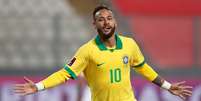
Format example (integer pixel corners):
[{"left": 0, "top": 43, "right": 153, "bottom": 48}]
[{"left": 95, "top": 34, "right": 122, "bottom": 51}]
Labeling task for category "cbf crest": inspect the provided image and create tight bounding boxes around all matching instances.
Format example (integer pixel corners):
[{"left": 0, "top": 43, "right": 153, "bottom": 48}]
[{"left": 122, "top": 55, "right": 129, "bottom": 64}]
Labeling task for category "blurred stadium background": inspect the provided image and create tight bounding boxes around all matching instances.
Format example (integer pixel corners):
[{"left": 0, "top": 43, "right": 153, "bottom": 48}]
[{"left": 0, "top": 0, "right": 201, "bottom": 101}]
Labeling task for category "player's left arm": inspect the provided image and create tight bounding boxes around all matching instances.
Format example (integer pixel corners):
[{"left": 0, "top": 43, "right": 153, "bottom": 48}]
[
  {"left": 133, "top": 63, "right": 192, "bottom": 100},
  {"left": 129, "top": 38, "right": 192, "bottom": 100}
]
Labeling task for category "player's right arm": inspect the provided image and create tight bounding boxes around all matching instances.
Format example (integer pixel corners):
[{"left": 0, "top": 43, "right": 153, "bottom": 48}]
[
  {"left": 14, "top": 45, "right": 90, "bottom": 95},
  {"left": 14, "top": 68, "right": 74, "bottom": 95}
]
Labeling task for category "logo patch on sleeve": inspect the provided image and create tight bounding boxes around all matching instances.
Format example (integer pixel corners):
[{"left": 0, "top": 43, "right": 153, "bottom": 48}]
[{"left": 68, "top": 57, "right": 76, "bottom": 66}]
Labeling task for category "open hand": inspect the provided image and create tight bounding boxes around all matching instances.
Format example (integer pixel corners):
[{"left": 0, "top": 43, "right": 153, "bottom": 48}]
[
  {"left": 168, "top": 81, "right": 192, "bottom": 100},
  {"left": 13, "top": 77, "right": 38, "bottom": 96}
]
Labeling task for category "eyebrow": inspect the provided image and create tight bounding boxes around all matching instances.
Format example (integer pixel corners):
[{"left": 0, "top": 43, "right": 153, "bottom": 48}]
[{"left": 107, "top": 16, "right": 112, "bottom": 18}]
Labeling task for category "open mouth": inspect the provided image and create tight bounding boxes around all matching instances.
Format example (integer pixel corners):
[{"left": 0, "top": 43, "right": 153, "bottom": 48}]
[{"left": 103, "top": 26, "right": 112, "bottom": 33}]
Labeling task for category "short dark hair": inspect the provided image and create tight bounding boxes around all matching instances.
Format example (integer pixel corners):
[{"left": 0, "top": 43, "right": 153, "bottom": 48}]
[{"left": 93, "top": 5, "right": 112, "bottom": 20}]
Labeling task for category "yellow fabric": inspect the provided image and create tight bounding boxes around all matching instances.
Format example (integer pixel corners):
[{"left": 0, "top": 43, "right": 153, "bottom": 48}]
[
  {"left": 133, "top": 63, "right": 158, "bottom": 81},
  {"left": 129, "top": 45, "right": 145, "bottom": 67},
  {"left": 41, "top": 34, "right": 157, "bottom": 101},
  {"left": 42, "top": 68, "right": 70, "bottom": 88}
]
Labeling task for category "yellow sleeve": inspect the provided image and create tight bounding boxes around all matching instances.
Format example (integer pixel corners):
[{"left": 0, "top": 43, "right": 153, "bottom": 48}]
[
  {"left": 65, "top": 45, "right": 89, "bottom": 78},
  {"left": 42, "top": 68, "right": 70, "bottom": 89},
  {"left": 133, "top": 63, "right": 158, "bottom": 81},
  {"left": 128, "top": 39, "right": 158, "bottom": 81},
  {"left": 41, "top": 45, "right": 89, "bottom": 89},
  {"left": 129, "top": 39, "right": 145, "bottom": 67}
]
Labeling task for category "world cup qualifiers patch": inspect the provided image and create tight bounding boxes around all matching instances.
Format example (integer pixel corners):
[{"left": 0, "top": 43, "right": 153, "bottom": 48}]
[
  {"left": 68, "top": 57, "right": 76, "bottom": 66},
  {"left": 123, "top": 56, "right": 129, "bottom": 64}
]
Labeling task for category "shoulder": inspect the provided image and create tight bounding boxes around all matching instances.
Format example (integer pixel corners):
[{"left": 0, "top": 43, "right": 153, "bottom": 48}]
[
  {"left": 118, "top": 34, "right": 142, "bottom": 51},
  {"left": 77, "top": 38, "right": 100, "bottom": 55},
  {"left": 78, "top": 39, "right": 93, "bottom": 51},
  {"left": 119, "top": 35, "right": 132, "bottom": 40},
  {"left": 118, "top": 35, "right": 137, "bottom": 45}
]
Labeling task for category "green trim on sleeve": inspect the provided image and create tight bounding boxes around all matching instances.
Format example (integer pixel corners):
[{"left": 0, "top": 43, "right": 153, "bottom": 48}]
[
  {"left": 134, "top": 60, "right": 145, "bottom": 68},
  {"left": 64, "top": 65, "right": 77, "bottom": 79}
]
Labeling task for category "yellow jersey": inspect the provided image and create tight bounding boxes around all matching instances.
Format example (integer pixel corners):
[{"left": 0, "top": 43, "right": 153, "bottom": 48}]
[{"left": 41, "top": 34, "right": 158, "bottom": 101}]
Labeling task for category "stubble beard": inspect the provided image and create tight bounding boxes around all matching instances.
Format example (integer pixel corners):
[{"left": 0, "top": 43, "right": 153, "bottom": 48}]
[{"left": 97, "top": 26, "right": 115, "bottom": 40}]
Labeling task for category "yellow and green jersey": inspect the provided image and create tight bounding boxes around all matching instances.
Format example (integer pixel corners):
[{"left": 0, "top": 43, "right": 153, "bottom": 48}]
[{"left": 41, "top": 34, "right": 158, "bottom": 101}]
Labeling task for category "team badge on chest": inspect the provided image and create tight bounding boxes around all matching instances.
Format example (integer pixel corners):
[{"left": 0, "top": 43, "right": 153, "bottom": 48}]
[{"left": 122, "top": 56, "right": 129, "bottom": 64}]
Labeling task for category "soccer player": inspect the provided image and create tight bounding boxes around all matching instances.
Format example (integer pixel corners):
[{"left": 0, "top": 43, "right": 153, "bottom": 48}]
[{"left": 14, "top": 5, "right": 192, "bottom": 101}]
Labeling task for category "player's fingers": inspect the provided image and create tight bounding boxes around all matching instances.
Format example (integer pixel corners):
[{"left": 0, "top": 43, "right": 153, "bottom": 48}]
[
  {"left": 183, "top": 89, "right": 192, "bottom": 93},
  {"left": 18, "top": 92, "right": 28, "bottom": 96},
  {"left": 23, "top": 93, "right": 31, "bottom": 96},
  {"left": 178, "top": 94, "right": 186, "bottom": 100},
  {"left": 13, "top": 85, "right": 24, "bottom": 88},
  {"left": 182, "top": 92, "right": 192, "bottom": 97},
  {"left": 14, "top": 90, "right": 25, "bottom": 94},
  {"left": 14, "top": 84, "right": 25, "bottom": 87},
  {"left": 176, "top": 81, "right": 186, "bottom": 86},
  {"left": 182, "top": 89, "right": 192, "bottom": 94},
  {"left": 20, "top": 91, "right": 34, "bottom": 96},
  {"left": 181, "top": 86, "right": 193, "bottom": 90},
  {"left": 14, "top": 89, "right": 25, "bottom": 94},
  {"left": 24, "top": 76, "right": 34, "bottom": 84},
  {"left": 13, "top": 86, "right": 24, "bottom": 90}
]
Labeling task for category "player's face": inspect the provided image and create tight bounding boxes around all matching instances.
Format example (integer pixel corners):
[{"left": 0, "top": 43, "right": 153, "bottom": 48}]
[{"left": 93, "top": 9, "right": 117, "bottom": 40}]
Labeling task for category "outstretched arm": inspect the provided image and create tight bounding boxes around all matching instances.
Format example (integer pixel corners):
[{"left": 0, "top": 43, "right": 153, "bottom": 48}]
[
  {"left": 14, "top": 44, "right": 89, "bottom": 95},
  {"left": 133, "top": 63, "right": 192, "bottom": 100},
  {"left": 14, "top": 68, "right": 72, "bottom": 95},
  {"left": 129, "top": 38, "right": 192, "bottom": 100}
]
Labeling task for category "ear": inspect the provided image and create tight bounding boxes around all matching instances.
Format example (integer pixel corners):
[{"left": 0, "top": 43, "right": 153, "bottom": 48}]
[
  {"left": 114, "top": 19, "right": 117, "bottom": 28},
  {"left": 92, "top": 20, "right": 97, "bottom": 29}
]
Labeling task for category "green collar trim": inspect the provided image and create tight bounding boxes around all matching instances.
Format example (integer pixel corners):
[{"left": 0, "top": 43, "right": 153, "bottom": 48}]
[
  {"left": 95, "top": 34, "right": 122, "bottom": 51},
  {"left": 116, "top": 34, "right": 123, "bottom": 49}
]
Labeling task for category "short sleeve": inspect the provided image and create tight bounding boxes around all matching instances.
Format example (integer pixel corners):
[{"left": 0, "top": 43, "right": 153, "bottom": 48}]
[
  {"left": 129, "top": 39, "right": 145, "bottom": 67},
  {"left": 64, "top": 45, "right": 89, "bottom": 79}
]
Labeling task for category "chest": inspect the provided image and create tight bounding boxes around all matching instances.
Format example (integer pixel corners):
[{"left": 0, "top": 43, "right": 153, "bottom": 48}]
[
  {"left": 84, "top": 48, "right": 132, "bottom": 85},
  {"left": 90, "top": 49, "right": 132, "bottom": 70}
]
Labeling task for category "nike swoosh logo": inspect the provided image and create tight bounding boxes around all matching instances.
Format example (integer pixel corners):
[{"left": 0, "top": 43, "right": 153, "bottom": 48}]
[{"left": 97, "top": 63, "right": 105, "bottom": 67}]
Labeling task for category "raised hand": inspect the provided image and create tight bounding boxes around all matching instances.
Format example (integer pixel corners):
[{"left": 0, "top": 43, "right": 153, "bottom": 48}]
[
  {"left": 168, "top": 81, "right": 192, "bottom": 100},
  {"left": 13, "top": 77, "right": 38, "bottom": 96}
]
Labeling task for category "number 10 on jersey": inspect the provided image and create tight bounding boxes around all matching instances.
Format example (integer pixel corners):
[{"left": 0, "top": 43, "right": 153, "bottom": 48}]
[{"left": 110, "top": 68, "right": 121, "bottom": 83}]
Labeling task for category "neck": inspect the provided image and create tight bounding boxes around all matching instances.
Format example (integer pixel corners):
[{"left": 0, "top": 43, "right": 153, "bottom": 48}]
[{"left": 100, "top": 34, "right": 116, "bottom": 48}]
